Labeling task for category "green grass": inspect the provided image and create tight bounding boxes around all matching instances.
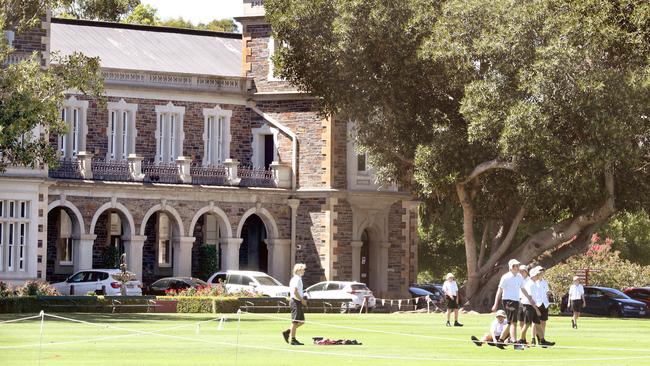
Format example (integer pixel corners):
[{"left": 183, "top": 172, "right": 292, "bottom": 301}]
[{"left": 1, "top": 312, "right": 650, "bottom": 366}]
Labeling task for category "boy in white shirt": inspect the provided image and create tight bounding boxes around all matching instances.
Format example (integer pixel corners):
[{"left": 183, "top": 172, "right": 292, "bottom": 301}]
[
  {"left": 527, "top": 266, "right": 554, "bottom": 347},
  {"left": 471, "top": 309, "right": 508, "bottom": 349},
  {"left": 568, "top": 276, "right": 586, "bottom": 329},
  {"left": 442, "top": 273, "right": 463, "bottom": 327},
  {"left": 282, "top": 263, "right": 307, "bottom": 345},
  {"left": 517, "top": 265, "right": 530, "bottom": 332},
  {"left": 492, "top": 259, "right": 538, "bottom": 345},
  {"left": 533, "top": 266, "right": 554, "bottom": 345}
]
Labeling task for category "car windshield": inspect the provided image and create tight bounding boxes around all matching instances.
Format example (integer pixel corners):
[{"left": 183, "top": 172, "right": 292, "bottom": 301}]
[
  {"left": 254, "top": 276, "right": 282, "bottom": 286},
  {"left": 351, "top": 284, "right": 369, "bottom": 291},
  {"left": 603, "top": 289, "right": 630, "bottom": 299}
]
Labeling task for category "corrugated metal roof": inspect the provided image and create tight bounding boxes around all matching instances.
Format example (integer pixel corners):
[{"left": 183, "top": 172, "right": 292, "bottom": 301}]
[{"left": 50, "top": 19, "right": 242, "bottom": 77}]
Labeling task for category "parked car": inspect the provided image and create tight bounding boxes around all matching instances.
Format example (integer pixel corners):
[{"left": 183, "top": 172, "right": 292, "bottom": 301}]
[
  {"left": 304, "top": 281, "right": 376, "bottom": 310},
  {"left": 207, "top": 270, "right": 290, "bottom": 297},
  {"left": 409, "top": 283, "right": 444, "bottom": 304},
  {"left": 623, "top": 287, "right": 650, "bottom": 309},
  {"left": 145, "top": 277, "right": 208, "bottom": 296},
  {"left": 52, "top": 269, "right": 142, "bottom": 296},
  {"left": 560, "top": 286, "right": 648, "bottom": 317}
]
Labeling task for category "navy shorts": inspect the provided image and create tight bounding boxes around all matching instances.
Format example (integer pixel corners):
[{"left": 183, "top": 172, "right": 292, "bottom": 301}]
[{"left": 290, "top": 299, "right": 305, "bottom": 322}]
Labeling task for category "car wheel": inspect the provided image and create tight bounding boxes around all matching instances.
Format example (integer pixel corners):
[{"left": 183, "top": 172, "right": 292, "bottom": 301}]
[{"left": 609, "top": 306, "right": 621, "bottom": 318}]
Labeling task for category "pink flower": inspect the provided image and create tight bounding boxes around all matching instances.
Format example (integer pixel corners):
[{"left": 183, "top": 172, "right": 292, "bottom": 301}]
[
  {"left": 605, "top": 237, "right": 614, "bottom": 246},
  {"left": 591, "top": 233, "right": 601, "bottom": 243}
]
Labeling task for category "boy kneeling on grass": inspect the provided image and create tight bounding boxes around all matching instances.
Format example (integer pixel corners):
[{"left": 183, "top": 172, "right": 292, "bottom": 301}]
[{"left": 471, "top": 310, "right": 509, "bottom": 349}]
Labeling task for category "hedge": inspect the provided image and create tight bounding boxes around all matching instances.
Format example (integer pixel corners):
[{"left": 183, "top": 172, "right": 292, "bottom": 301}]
[
  {"left": 0, "top": 296, "right": 158, "bottom": 314},
  {"left": 0, "top": 296, "right": 41, "bottom": 313},
  {"left": 156, "top": 296, "right": 240, "bottom": 313}
]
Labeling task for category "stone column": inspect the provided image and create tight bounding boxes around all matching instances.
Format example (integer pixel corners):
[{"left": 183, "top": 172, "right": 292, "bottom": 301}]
[
  {"left": 271, "top": 162, "right": 292, "bottom": 188},
  {"left": 351, "top": 241, "right": 363, "bottom": 282},
  {"left": 73, "top": 234, "right": 96, "bottom": 272},
  {"left": 123, "top": 235, "right": 146, "bottom": 280},
  {"left": 173, "top": 236, "right": 195, "bottom": 276},
  {"left": 127, "top": 154, "right": 145, "bottom": 181},
  {"left": 224, "top": 159, "right": 241, "bottom": 186},
  {"left": 266, "top": 239, "right": 291, "bottom": 284},
  {"left": 287, "top": 199, "right": 300, "bottom": 270},
  {"left": 77, "top": 151, "right": 93, "bottom": 180},
  {"left": 220, "top": 238, "right": 243, "bottom": 271},
  {"left": 175, "top": 156, "right": 192, "bottom": 184},
  {"left": 378, "top": 241, "right": 391, "bottom": 296}
]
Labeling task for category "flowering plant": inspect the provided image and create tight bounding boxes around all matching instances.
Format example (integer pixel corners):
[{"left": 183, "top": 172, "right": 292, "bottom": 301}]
[
  {"left": 164, "top": 282, "right": 261, "bottom": 298},
  {"left": 15, "top": 280, "right": 59, "bottom": 296}
]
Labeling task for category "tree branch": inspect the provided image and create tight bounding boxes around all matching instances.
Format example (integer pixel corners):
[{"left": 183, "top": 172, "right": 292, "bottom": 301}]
[
  {"left": 535, "top": 225, "right": 597, "bottom": 270},
  {"left": 456, "top": 182, "right": 478, "bottom": 277},
  {"left": 460, "top": 159, "right": 514, "bottom": 184},
  {"left": 478, "top": 207, "right": 526, "bottom": 276}
]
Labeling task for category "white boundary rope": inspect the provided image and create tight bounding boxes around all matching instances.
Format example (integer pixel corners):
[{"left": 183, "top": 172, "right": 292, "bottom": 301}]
[
  {"left": 0, "top": 314, "right": 42, "bottom": 324},
  {"left": 0, "top": 312, "right": 649, "bottom": 363}
]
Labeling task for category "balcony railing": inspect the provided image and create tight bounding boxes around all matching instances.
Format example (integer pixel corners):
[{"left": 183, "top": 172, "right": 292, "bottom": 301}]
[
  {"left": 238, "top": 165, "right": 274, "bottom": 188},
  {"left": 47, "top": 153, "right": 292, "bottom": 189}
]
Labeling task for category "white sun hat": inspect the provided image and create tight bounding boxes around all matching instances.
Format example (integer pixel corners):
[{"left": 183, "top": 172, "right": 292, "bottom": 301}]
[
  {"left": 508, "top": 259, "right": 521, "bottom": 268},
  {"left": 496, "top": 310, "right": 507, "bottom": 318},
  {"left": 445, "top": 273, "right": 454, "bottom": 280}
]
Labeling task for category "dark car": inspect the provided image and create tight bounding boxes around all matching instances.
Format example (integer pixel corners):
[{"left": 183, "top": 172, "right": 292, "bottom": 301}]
[
  {"left": 145, "top": 277, "right": 208, "bottom": 296},
  {"left": 623, "top": 287, "right": 650, "bottom": 309},
  {"left": 409, "top": 283, "right": 444, "bottom": 304},
  {"left": 561, "top": 286, "right": 648, "bottom": 317}
]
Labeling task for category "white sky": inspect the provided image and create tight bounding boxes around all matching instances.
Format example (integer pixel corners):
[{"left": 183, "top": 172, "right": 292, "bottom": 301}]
[{"left": 141, "top": 0, "right": 243, "bottom": 23}]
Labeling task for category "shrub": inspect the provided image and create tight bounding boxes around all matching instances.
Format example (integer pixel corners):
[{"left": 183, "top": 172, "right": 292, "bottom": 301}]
[
  {"left": 0, "top": 296, "right": 41, "bottom": 313},
  {"left": 15, "top": 281, "right": 59, "bottom": 297},
  {"left": 102, "top": 245, "right": 120, "bottom": 269},
  {"left": 165, "top": 283, "right": 261, "bottom": 298},
  {"left": 195, "top": 245, "right": 219, "bottom": 280},
  {"left": 0, "top": 282, "right": 15, "bottom": 298},
  {"left": 156, "top": 296, "right": 240, "bottom": 313},
  {"left": 545, "top": 233, "right": 650, "bottom": 303}
]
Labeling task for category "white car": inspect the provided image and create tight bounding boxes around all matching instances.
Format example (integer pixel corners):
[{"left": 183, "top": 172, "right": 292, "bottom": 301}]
[
  {"left": 207, "top": 270, "right": 290, "bottom": 297},
  {"left": 304, "top": 281, "right": 376, "bottom": 310},
  {"left": 52, "top": 269, "right": 142, "bottom": 296}
]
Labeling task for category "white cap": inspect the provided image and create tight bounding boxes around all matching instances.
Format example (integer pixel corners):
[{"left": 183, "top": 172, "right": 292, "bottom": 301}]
[
  {"left": 573, "top": 275, "right": 580, "bottom": 281},
  {"left": 496, "top": 310, "right": 507, "bottom": 318},
  {"left": 445, "top": 273, "right": 454, "bottom": 280},
  {"left": 508, "top": 259, "right": 521, "bottom": 268},
  {"left": 520, "top": 264, "right": 529, "bottom": 272},
  {"left": 530, "top": 267, "right": 542, "bottom": 277}
]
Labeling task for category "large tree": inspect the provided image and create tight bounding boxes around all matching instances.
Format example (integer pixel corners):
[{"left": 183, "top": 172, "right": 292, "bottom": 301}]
[
  {"left": 54, "top": 0, "right": 141, "bottom": 21},
  {"left": 1, "top": 0, "right": 103, "bottom": 171},
  {"left": 265, "top": 0, "right": 650, "bottom": 309}
]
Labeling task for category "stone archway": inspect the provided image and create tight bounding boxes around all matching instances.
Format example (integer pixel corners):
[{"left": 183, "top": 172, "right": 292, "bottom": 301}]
[
  {"left": 46, "top": 205, "right": 83, "bottom": 282},
  {"left": 189, "top": 205, "right": 232, "bottom": 280},
  {"left": 239, "top": 214, "right": 268, "bottom": 273}
]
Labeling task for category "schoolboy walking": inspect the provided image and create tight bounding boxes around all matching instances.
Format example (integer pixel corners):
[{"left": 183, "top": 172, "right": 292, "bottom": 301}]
[
  {"left": 442, "top": 273, "right": 463, "bottom": 327},
  {"left": 568, "top": 275, "right": 586, "bottom": 329},
  {"left": 282, "top": 263, "right": 307, "bottom": 345},
  {"left": 491, "top": 259, "right": 537, "bottom": 345}
]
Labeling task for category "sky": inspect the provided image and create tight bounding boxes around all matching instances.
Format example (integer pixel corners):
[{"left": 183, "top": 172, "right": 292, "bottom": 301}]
[{"left": 141, "top": 0, "right": 243, "bottom": 23}]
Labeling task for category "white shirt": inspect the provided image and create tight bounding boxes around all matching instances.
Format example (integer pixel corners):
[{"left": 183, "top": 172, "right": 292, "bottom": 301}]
[
  {"left": 289, "top": 275, "right": 303, "bottom": 300},
  {"left": 538, "top": 279, "right": 550, "bottom": 307},
  {"left": 520, "top": 277, "right": 537, "bottom": 305},
  {"left": 569, "top": 283, "right": 584, "bottom": 300},
  {"left": 498, "top": 271, "right": 524, "bottom": 301},
  {"left": 491, "top": 319, "right": 508, "bottom": 336},
  {"left": 442, "top": 280, "right": 458, "bottom": 297}
]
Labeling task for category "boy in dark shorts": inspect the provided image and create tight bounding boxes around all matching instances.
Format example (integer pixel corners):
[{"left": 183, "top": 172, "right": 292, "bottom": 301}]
[
  {"left": 442, "top": 273, "right": 462, "bottom": 327},
  {"left": 282, "top": 263, "right": 307, "bottom": 345},
  {"left": 568, "top": 276, "right": 586, "bottom": 329},
  {"left": 492, "top": 259, "right": 536, "bottom": 345}
]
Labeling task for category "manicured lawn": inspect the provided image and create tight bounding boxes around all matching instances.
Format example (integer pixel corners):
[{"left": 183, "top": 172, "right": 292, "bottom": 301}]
[{"left": 1, "top": 312, "right": 650, "bottom": 366}]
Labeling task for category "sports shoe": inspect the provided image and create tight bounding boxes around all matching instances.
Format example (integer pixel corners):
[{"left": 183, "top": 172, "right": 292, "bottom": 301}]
[
  {"left": 471, "top": 336, "right": 482, "bottom": 347},
  {"left": 540, "top": 339, "right": 555, "bottom": 347},
  {"left": 571, "top": 320, "right": 576, "bottom": 329},
  {"left": 290, "top": 338, "right": 304, "bottom": 346},
  {"left": 446, "top": 321, "right": 451, "bottom": 327},
  {"left": 454, "top": 321, "right": 463, "bottom": 327},
  {"left": 282, "top": 329, "right": 290, "bottom": 344},
  {"left": 496, "top": 343, "right": 505, "bottom": 350}
]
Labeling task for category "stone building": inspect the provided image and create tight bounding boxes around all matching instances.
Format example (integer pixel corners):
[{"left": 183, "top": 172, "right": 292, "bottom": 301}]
[{"left": 0, "top": 1, "right": 419, "bottom": 297}]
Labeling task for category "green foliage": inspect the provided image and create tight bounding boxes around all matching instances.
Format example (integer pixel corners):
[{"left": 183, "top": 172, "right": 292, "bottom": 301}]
[
  {"left": 54, "top": 0, "right": 141, "bottom": 21},
  {"left": 418, "top": 202, "right": 466, "bottom": 282},
  {"left": 15, "top": 280, "right": 59, "bottom": 296},
  {"left": 0, "top": 282, "right": 13, "bottom": 298},
  {"left": 156, "top": 296, "right": 240, "bottom": 313},
  {"left": 545, "top": 236, "right": 650, "bottom": 303},
  {"left": 601, "top": 210, "right": 650, "bottom": 266},
  {"left": 266, "top": 0, "right": 650, "bottom": 289},
  {"left": 1, "top": 1, "right": 103, "bottom": 172},
  {"left": 194, "top": 245, "right": 219, "bottom": 281},
  {"left": 122, "top": 4, "right": 237, "bottom": 33},
  {"left": 0, "top": 296, "right": 40, "bottom": 313},
  {"left": 102, "top": 245, "right": 120, "bottom": 269}
]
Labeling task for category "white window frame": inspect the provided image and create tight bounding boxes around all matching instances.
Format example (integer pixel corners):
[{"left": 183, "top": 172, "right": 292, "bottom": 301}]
[
  {"left": 157, "top": 213, "right": 172, "bottom": 267},
  {"left": 106, "top": 99, "right": 138, "bottom": 161},
  {"left": 155, "top": 102, "right": 185, "bottom": 164},
  {"left": 202, "top": 106, "right": 232, "bottom": 166},
  {"left": 267, "top": 36, "right": 287, "bottom": 82},
  {"left": 58, "top": 96, "right": 89, "bottom": 159},
  {"left": 251, "top": 124, "right": 279, "bottom": 168}
]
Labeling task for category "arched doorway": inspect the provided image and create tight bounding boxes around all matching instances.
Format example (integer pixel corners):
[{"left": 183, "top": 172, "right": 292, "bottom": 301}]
[
  {"left": 191, "top": 213, "right": 222, "bottom": 280},
  {"left": 360, "top": 229, "right": 371, "bottom": 289},
  {"left": 141, "top": 211, "right": 182, "bottom": 284},
  {"left": 239, "top": 214, "right": 268, "bottom": 272},
  {"left": 359, "top": 227, "right": 383, "bottom": 292},
  {"left": 46, "top": 207, "right": 82, "bottom": 282},
  {"left": 92, "top": 211, "right": 129, "bottom": 269}
]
